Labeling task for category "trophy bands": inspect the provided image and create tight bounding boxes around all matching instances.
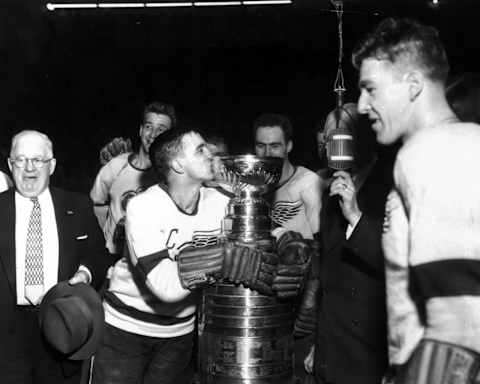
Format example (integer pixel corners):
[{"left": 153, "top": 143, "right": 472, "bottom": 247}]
[{"left": 198, "top": 155, "right": 295, "bottom": 384}]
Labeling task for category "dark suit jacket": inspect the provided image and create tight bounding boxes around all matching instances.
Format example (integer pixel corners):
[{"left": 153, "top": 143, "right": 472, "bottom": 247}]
[
  {"left": 314, "top": 160, "right": 392, "bottom": 384},
  {"left": 0, "top": 187, "right": 113, "bottom": 349}
]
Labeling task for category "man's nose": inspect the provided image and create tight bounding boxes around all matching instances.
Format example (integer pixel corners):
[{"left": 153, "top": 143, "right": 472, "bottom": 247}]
[
  {"left": 25, "top": 159, "right": 36, "bottom": 171},
  {"left": 357, "top": 93, "right": 370, "bottom": 114}
]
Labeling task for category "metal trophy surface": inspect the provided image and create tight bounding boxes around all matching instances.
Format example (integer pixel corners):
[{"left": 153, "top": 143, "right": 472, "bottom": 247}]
[{"left": 198, "top": 155, "right": 295, "bottom": 384}]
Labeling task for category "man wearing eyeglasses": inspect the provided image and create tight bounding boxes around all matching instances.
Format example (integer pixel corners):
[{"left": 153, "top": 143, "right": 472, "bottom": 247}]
[{"left": 0, "top": 130, "right": 113, "bottom": 384}]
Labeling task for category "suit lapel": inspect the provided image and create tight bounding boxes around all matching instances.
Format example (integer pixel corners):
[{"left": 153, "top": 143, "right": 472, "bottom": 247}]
[
  {"left": 322, "top": 162, "right": 376, "bottom": 253},
  {"left": 51, "top": 188, "right": 72, "bottom": 281},
  {"left": 322, "top": 196, "right": 348, "bottom": 253},
  {"left": 0, "top": 189, "right": 18, "bottom": 297}
]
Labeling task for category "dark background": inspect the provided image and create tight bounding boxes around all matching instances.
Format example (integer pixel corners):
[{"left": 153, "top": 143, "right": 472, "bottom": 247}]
[{"left": 1, "top": 0, "right": 479, "bottom": 192}]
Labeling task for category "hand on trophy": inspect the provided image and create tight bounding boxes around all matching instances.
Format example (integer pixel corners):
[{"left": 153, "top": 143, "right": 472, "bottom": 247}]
[
  {"left": 177, "top": 242, "right": 279, "bottom": 294},
  {"left": 222, "top": 242, "right": 279, "bottom": 295},
  {"left": 272, "top": 231, "right": 313, "bottom": 298}
]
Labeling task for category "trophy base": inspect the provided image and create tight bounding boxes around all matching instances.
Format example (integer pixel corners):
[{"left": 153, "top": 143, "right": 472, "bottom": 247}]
[{"left": 198, "top": 283, "right": 294, "bottom": 384}]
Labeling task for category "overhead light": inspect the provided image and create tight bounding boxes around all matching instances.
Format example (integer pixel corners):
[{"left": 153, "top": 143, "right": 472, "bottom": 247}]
[
  {"left": 145, "top": 2, "right": 193, "bottom": 6},
  {"left": 46, "top": 3, "right": 98, "bottom": 9},
  {"left": 45, "top": 0, "right": 292, "bottom": 10},
  {"left": 194, "top": 1, "right": 241, "bottom": 5},
  {"left": 243, "top": 0, "right": 291, "bottom": 4},
  {"left": 98, "top": 2, "right": 145, "bottom": 7}
]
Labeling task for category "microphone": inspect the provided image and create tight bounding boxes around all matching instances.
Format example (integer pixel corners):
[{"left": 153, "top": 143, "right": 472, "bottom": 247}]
[{"left": 326, "top": 108, "right": 355, "bottom": 171}]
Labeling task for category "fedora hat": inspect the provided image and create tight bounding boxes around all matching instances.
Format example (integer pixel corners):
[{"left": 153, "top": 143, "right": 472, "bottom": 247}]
[{"left": 39, "top": 281, "right": 105, "bottom": 360}]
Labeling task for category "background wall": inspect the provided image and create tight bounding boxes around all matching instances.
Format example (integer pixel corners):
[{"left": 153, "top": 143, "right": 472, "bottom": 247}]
[{"left": 1, "top": 0, "right": 479, "bottom": 192}]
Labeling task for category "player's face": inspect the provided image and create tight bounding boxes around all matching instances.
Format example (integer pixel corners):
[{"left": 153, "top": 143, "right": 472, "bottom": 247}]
[
  {"left": 139, "top": 113, "right": 172, "bottom": 153},
  {"left": 254, "top": 126, "right": 292, "bottom": 159},
  {"left": 180, "top": 132, "right": 214, "bottom": 182},
  {"left": 357, "top": 58, "right": 411, "bottom": 145},
  {"left": 8, "top": 133, "right": 56, "bottom": 198}
]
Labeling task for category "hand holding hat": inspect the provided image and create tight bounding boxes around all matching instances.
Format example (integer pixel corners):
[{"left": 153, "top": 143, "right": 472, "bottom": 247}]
[{"left": 39, "top": 281, "right": 104, "bottom": 360}]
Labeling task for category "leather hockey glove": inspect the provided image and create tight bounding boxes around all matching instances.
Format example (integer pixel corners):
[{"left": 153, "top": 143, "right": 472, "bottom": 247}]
[
  {"left": 177, "top": 242, "right": 279, "bottom": 294},
  {"left": 293, "top": 277, "right": 320, "bottom": 338},
  {"left": 222, "top": 242, "right": 279, "bottom": 296},
  {"left": 99, "top": 137, "right": 133, "bottom": 165},
  {"left": 177, "top": 244, "right": 225, "bottom": 290},
  {"left": 272, "top": 231, "right": 313, "bottom": 299}
]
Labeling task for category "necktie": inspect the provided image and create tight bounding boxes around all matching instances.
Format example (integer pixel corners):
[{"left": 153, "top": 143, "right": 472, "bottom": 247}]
[{"left": 24, "top": 197, "right": 44, "bottom": 305}]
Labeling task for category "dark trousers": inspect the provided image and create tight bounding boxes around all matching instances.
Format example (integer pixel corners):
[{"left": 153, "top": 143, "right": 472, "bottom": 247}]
[
  {"left": 0, "top": 305, "right": 82, "bottom": 384},
  {"left": 91, "top": 323, "right": 194, "bottom": 384}
]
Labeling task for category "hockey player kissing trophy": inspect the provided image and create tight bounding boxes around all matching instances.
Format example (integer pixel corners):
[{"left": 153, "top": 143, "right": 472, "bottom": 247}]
[{"left": 177, "top": 154, "right": 313, "bottom": 384}]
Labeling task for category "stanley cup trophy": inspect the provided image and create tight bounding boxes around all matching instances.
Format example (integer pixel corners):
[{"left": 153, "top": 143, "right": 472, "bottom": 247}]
[{"left": 198, "top": 155, "right": 295, "bottom": 384}]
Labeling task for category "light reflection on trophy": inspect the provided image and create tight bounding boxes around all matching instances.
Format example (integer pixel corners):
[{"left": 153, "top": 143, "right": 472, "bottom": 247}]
[{"left": 198, "top": 155, "right": 295, "bottom": 384}]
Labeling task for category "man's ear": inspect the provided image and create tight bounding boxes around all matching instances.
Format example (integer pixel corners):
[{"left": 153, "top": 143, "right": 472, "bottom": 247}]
[
  {"left": 7, "top": 158, "right": 12, "bottom": 173},
  {"left": 405, "top": 70, "right": 424, "bottom": 101},
  {"left": 286, "top": 140, "right": 293, "bottom": 154},
  {"left": 170, "top": 158, "right": 184, "bottom": 175},
  {"left": 138, "top": 124, "right": 144, "bottom": 138},
  {"left": 49, "top": 158, "right": 57, "bottom": 176}
]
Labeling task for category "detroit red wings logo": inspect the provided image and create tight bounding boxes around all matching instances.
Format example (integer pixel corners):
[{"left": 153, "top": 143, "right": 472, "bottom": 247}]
[
  {"left": 176, "top": 229, "right": 221, "bottom": 251},
  {"left": 271, "top": 200, "right": 303, "bottom": 226}
]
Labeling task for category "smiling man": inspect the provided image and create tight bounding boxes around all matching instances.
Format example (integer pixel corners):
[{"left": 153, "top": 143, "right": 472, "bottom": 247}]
[
  {"left": 90, "top": 101, "right": 176, "bottom": 258},
  {"left": 91, "top": 126, "right": 312, "bottom": 384},
  {"left": 354, "top": 18, "right": 480, "bottom": 383},
  {"left": 0, "top": 130, "right": 112, "bottom": 384}
]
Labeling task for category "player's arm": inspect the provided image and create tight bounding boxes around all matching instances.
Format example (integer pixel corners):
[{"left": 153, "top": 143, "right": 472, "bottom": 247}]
[
  {"left": 90, "top": 162, "right": 115, "bottom": 229},
  {"left": 126, "top": 196, "right": 191, "bottom": 303},
  {"left": 299, "top": 175, "right": 322, "bottom": 236},
  {"left": 384, "top": 158, "right": 425, "bottom": 366}
]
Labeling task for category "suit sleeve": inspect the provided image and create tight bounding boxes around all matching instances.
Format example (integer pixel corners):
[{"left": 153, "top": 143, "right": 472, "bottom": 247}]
[
  {"left": 344, "top": 210, "right": 384, "bottom": 276},
  {"left": 79, "top": 197, "right": 117, "bottom": 289},
  {"left": 125, "top": 195, "right": 190, "bottom": 303}
]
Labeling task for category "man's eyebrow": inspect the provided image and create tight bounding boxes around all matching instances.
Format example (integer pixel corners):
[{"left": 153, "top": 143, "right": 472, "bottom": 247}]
[
  {"left": 358, "top": 79, "right": 371, "bottom": 89},
  {"left": 255, "top": 140, "right": 281, "bottom": 145}
]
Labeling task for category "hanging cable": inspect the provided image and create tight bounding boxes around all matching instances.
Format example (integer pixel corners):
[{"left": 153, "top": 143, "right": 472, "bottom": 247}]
[{"left": 331, "top": 0, "right": 345, "bottom": 108}]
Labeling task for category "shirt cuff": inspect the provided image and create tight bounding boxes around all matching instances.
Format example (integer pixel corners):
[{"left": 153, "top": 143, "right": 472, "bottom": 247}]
[{"left": 345, "top": 213, "right": 362, "bottom": 239}]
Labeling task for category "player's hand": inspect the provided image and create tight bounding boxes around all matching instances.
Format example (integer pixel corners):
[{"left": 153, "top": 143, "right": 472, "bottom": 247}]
[
  {"left": 272, "top": 231, "right": 312, "bottom": 298},
  {"left": 222, "top": 243, "right": 278, "bottom": 295},
  {"left": 99, "top": 137, "right": 133, "bottom": 165}
]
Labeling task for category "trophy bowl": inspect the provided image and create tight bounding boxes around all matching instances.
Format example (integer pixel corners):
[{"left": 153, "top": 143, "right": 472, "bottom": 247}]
[{"left": 213, "top": 154, "right": 282, "bottom": 195}]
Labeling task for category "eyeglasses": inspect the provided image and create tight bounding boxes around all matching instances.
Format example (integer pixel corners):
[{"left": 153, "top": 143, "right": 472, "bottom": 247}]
[{"left": 10, "top": 157, "right": 53, "bottom": 169}]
